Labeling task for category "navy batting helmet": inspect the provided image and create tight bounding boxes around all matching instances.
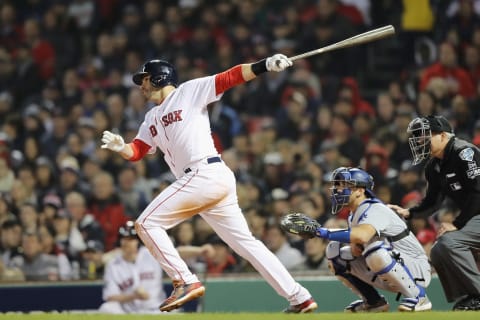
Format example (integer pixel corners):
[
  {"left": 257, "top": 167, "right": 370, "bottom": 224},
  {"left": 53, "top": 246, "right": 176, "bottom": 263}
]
[
  {"left": 118, "top": 220, "right": 137, "bottom": 239},
  {"left": 132, "top": 59, "right": 178, "bottom": 88},
  {"left": 330, "top": 167, "right": 375, "bottom": 214}
]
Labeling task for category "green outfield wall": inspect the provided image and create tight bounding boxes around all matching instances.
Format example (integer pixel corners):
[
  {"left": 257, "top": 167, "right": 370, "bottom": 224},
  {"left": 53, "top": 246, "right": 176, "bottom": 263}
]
[{"left": 201, "top": 275, "right": 453, "bottom": 312}]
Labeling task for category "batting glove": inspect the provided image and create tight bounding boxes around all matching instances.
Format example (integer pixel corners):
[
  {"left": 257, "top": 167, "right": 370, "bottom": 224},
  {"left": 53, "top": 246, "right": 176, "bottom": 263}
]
[
  {"left": 266, "top": 54, "right": 293, "bottom": 72},
  {"left": 101, "top": 130, "right": 125, "bottom": 152}
]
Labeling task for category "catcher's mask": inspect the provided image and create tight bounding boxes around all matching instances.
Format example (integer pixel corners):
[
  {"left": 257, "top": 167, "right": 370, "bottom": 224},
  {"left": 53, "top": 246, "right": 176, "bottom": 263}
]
[
  {"left": 407, "top": 115, "right": 453, "bottom": 165},
  {"left": 330, "top": 167, "right": 375, "bottom": 215}
]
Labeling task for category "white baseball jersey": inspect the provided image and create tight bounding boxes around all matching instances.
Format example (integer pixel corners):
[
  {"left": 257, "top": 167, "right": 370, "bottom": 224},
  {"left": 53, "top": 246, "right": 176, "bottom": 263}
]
[
  {"left": 102, "top": 246, "right": 165, "bottom": 313},
  {"left": 349, "top": 199, "right": 428, "bottom": 260},
  {"left": 135, "top": 76, "right": 222, "bottom": 178}
]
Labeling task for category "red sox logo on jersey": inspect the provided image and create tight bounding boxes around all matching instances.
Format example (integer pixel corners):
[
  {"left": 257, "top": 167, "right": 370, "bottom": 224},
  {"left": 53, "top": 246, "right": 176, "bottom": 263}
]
[
  {"left": 149, "top": 110, "right": 183, "bottom": 137},
  {"left": 162, "top": 110, "right": 183, "bottom": 127},
  {"left": 118, "top": 277, "right": 134, "bottom": 290}
]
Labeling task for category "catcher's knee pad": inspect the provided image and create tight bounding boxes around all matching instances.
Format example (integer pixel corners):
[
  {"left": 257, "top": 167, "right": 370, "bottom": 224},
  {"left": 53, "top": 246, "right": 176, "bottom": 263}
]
[
  {"left": 327, "top": 242, "right": 381, "bottom": 302},
  {"left": 363, "top": 241, "right": 420, "bottom": 298},
  {"left": 326, "top": 241, "right": 354, "bottom": 275}
]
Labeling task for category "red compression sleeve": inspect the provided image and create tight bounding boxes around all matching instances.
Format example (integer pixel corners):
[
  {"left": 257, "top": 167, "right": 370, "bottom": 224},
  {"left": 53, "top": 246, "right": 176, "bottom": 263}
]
[
  {"left": 128, "top": 139, "right": 151, "bottom": 161},
  {"left": 215, "top": 65, "right": 245, "bottom": 95}
]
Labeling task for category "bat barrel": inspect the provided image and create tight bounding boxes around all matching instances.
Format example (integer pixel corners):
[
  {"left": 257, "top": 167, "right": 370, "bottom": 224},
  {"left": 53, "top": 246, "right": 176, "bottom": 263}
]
[{"left": 289, "top": 25, "right": 395, "bottom": 62}]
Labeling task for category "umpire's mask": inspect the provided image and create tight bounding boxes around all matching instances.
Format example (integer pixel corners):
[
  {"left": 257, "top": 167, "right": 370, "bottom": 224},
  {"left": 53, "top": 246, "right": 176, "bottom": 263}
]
[{"left": 407, "top": 117, "right": 432, "bottom": 165}]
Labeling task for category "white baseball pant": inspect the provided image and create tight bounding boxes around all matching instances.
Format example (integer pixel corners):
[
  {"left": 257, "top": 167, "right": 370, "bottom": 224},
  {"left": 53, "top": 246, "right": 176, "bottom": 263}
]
[{"left": 135, "top": 158, "right": 311, "bottom": 305}]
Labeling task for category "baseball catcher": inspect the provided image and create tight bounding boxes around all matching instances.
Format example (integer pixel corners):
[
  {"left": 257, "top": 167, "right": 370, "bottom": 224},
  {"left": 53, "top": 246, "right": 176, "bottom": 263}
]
[{"left": 281, "top": 167, "right": 432, "bottom": 312}]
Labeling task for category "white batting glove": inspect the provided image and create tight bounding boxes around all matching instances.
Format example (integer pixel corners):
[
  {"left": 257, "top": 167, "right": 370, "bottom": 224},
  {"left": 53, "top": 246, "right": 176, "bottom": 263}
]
[
  {"left": 266, "top": 54, "right": 293, "bottom": 72},
  {"left": 101, "top": 130, "right": 125, "bottom": 152}
]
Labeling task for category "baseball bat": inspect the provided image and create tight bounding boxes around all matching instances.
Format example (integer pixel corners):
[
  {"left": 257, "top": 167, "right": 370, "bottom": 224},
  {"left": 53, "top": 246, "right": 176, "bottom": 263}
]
[{"left": 289, "top": 25, "right": 395, "bottom": 62}]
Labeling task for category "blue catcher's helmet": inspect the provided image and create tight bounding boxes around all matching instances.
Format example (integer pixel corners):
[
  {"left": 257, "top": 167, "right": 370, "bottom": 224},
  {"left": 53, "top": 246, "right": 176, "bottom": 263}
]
[
  {"left": 132, "top": 59, "right": 178, "bottom": 88},
  {"left": 329, "top": 167, "right": 375, "bottom": 215}
]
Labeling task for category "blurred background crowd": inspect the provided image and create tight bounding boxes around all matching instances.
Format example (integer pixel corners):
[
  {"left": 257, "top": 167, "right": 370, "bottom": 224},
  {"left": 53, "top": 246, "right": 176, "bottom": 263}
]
[{"left": 1, "top": 0, "right": 479, "bottom": 282}]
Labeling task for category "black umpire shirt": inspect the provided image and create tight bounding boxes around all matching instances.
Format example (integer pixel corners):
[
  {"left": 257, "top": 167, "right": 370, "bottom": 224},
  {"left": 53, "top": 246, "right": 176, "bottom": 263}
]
[{"left": 409, "top": 137, "right": 480, "bottom": 229}]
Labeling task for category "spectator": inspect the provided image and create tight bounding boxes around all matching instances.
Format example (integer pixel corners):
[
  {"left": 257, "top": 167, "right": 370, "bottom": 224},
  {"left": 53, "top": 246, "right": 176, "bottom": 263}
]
[
  {"left": 52, "top": 208, "right": 86, "bottom": 261},
  {"left": 65, "top": 191, "right": 104, "bottom": 244},
  {"left": 267, "top": 188, "right": 291, "bottom": 221},
  {"left": 10, "top": 43, "right": 43, "bottom": 107},
  {"left": 204, "top": 234, "right": 239, "bottom": 275},
  {"left": 464, "top": 44, "right": 480, "bottom": 85},
  {"left": 79, "top": 239, "right": 105, "bottom": 280},
  {"left": 264, "top": 223, "right": 305, "bottom": 271},
  {"left": 390, "top": 160, "right": 422, "bottom": 205},
  {"left": 442, "top": 0, "right": 480, "bottom": 47},
  {"left": 34, "top": 156, "right": 57, "bottom": 202},
  {"left": 0, "top": 156, "right": 14, "bottom": 194},
  {"left": 329, "top": 113, "right": 365, "bottom": 166},
  {"left": 117, "top": 165, "right": 148, "bottom": 219},
  {"left": 18, "top": 202, "right": 39, "bottom": 234},
  {"left": 39, "top": 192, "right": 62, "bottom": 227},
  {"left": 89, "top": 171, "right": 129, "bottom": 251},
  {"left": 0, "top": 219, "right": 22, "bottom": 267},
  {"left": 0, "top": 195, "right": 14, "bottom": 226},
  {"left": 244, "top": 206, "right": 267, "bottom": 241},
  {"left": 0, "top": 3, "right": 23, "bottom": 52},
  {"left": 296, "top": 237, "right": 329, "bottom": 273},
  {"left": 37, "top": 224, "right": 73, "bottom": 280},
  {"left": 11, "top": 231, "right": 60, "bottom": 281},
  {"left": 171, "top": 221, "right": 195, "bottom": 247},
  {"left": 420, "top": 42, "right": 475, "bottom": 98},
  {"left": 41, "top": 111, "right": 69, "bottom": 160},
  {"left": 22, "top": 18, "right": 56, "bottom": 80},
  {"left": 416, "top": 90, "right": 438, "bottom": 117},
  {"left": 56, "top": 155, "right": 90, "bottom": 199}
]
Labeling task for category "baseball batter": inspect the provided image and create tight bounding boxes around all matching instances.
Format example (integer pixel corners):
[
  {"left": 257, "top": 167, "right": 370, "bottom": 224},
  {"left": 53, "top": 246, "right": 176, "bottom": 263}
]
[
  {"left": 99, "top": 221, "right": 166, "bottom": 314},
  {"left": 317, "top": 167, "right": 431, "bottom": 312},
  {"left": 101, "top": 54, "right": 317, "bottom": 313}
]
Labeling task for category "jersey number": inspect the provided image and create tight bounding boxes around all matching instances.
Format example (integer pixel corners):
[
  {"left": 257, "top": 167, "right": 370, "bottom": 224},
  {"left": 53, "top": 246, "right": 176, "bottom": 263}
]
[{"left": 149, "top": 125, "right": 158, "bottom": 137}]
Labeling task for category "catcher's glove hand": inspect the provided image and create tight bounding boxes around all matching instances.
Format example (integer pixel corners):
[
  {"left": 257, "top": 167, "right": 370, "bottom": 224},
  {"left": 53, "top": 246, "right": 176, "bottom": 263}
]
[{"left": 280, "top": 212, "right": 321, "bottom": 239}]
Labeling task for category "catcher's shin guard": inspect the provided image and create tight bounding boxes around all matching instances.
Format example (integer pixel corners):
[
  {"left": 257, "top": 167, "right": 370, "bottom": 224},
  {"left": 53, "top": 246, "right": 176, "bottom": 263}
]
[
  {"left": 326, "top": 242, "right": 384, "bottom": 306},
  {"left": 363, "top": 241, "right": 420, "bottom": 298}
]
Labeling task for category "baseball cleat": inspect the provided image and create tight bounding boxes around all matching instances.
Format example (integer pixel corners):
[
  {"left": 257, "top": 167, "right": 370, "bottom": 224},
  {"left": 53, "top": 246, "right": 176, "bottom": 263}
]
[
  {"left": 283, "top": 297, "right": 318, "bottom": 313},
  {"left": 344, "top": 296, "right": 389, "bottom": 312},
  {"left": 398, "top": 295, "right": 432, "bottom": 312},
  {"left": 159, "top": 280, "right": 205, "bottom": 312}
]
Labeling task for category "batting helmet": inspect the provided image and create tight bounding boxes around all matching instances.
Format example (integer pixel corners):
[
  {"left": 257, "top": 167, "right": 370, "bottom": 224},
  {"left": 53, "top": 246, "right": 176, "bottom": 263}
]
[
  {"left": 132, "top": 59, "right": 178, "bottom": 88},
  {"left": 118, "top": 220, "right": 137, "bottom": 239},
  {"left": 330, "top": 167, "right": 375, "bottom": 215}
]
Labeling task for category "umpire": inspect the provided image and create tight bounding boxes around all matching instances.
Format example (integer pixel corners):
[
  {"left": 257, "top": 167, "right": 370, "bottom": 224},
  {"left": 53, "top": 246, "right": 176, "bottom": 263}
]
[{"left": 389, "top": 115, "right": 480, "bottom": 311}]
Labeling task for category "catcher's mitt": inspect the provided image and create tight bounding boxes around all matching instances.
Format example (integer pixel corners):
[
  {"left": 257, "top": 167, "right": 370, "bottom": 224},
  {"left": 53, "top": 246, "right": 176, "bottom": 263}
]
[{"left": 280, "top": 213, "right": 321, "bottom": 238}]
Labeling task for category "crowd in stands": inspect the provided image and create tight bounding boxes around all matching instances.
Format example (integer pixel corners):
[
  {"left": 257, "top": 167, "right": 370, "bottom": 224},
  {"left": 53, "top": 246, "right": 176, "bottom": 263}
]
[{"left": 1, "top": 0, "right": 480, "bottom": 281}]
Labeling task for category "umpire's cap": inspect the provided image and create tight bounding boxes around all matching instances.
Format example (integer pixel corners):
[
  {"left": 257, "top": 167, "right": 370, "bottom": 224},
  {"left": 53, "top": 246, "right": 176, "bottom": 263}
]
[
  {"left": 425, "top": 115, "right": 453, "bottom": 133},
  {"left": 118, "top": 220, "right": 137, "bottom": 239},
  {"left": 133, "top": 59, "right": 178, "bottom": 88}
]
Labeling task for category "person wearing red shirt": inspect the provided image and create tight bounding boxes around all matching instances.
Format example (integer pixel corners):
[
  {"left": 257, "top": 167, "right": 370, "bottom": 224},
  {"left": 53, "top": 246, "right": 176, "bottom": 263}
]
[{"left": 420, "top": 42, "right": 475, "bottom": 98}]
